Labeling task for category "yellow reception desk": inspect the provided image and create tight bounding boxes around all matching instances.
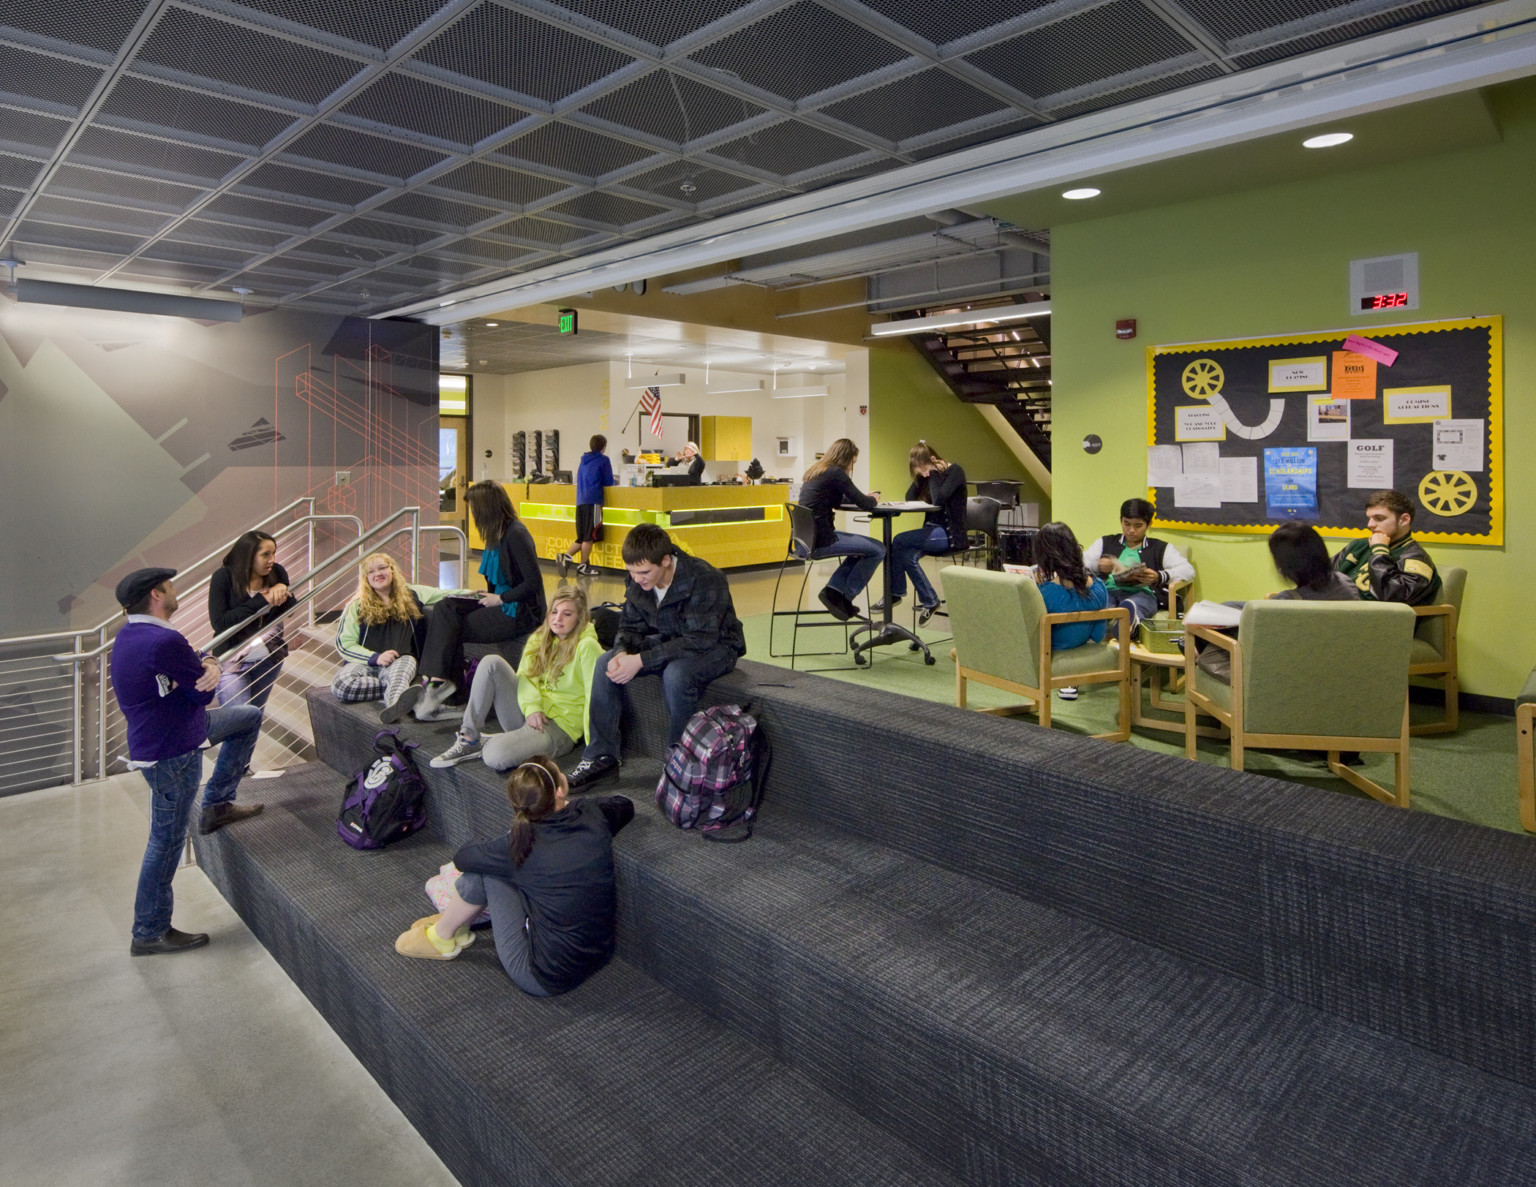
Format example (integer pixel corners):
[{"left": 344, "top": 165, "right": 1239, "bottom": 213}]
[{"left": 468, "top": 484, "right": 789, "bottom": 569}]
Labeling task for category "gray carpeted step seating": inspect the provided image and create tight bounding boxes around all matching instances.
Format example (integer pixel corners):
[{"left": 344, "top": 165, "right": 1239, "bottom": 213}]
[{"left": 193, "top": 661, "right": 1536, "bottom": 1185}]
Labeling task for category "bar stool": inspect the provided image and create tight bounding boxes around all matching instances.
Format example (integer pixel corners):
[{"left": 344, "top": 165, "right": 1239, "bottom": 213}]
[{"left": 768, "top": 502, "right": 869, "bottom": 669}]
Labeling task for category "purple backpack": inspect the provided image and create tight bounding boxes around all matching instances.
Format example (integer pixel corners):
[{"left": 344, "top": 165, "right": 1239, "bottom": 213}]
[
  {"left": 655, "top": 705, "right": 768, "bottom": 843},
  {"left": 337, "top": 729, "right": 428, "bottom": 850}
]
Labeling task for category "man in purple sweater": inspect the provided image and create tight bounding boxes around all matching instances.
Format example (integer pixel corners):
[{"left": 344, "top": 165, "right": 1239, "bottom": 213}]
[{"left": 111, "top": 567, "right": 265, "bottom": 956}]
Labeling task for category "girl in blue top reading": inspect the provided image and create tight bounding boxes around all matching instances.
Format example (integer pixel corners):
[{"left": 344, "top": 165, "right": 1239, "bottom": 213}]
[{"left": 1032, "top": 521, "right": 1110, "bottom": 654}]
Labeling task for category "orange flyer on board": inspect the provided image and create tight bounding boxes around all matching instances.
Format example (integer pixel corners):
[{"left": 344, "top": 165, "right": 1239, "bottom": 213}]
[{"left": 1330, "top": 350, "right": 1377, "bottom": 399}]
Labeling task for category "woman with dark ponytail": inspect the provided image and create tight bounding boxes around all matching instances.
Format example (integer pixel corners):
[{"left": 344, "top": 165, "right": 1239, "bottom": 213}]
[{"left": 393, "top": 756, "right": 634, "bottom": 996}]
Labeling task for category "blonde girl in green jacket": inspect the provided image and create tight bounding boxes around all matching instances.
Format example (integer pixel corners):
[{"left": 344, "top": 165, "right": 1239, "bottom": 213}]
[{"left": 430, "top": 585, "right": 603, "bottom": 772}]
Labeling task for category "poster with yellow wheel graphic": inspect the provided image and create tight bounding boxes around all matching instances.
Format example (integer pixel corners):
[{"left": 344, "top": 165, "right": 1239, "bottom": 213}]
[{"left": 1146, "top": 316, "right": 1501, "bottom": 544}]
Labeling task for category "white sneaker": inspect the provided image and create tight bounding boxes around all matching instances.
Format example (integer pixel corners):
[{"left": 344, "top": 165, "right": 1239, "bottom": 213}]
[
  {"left": 1057, "top": 685, "right": 1079, "bottom": 700},
  {"left": 414, "top": 680, "right": 455, "bottom": 720},
  {"left": 430, "top": 733, "right": 484, "bottom": 768}
]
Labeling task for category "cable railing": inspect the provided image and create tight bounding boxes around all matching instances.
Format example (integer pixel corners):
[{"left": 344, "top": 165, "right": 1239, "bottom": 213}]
[{"left": 0, "top": 504, "right": 466, "bottom": 795}]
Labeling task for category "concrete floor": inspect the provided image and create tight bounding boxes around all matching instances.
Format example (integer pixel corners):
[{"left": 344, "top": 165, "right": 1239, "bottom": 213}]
[{"left": 0, "top": 771, "right": 457, "bottom": 1187}]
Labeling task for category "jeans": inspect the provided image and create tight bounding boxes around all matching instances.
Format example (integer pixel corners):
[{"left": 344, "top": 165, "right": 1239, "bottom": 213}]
[
  {"left": 582, "top": 644, "right": 740, "bottom": 760},
  {"left": 455, "top": 872, "right": 549, "bottom": 996},
  {"left": 460, "top": 654, "right": 577, "bottom": 771},
  {"left": 889, "top": 523, "right": 952, "bottom": 606},
  {"left": 217, "top": 651, "right": 284, "bottom": 709},
  {"left": 131, "top": 705, "right": 263, "bottom": 942},
  {"left": 814, "top": 531, "right": 886, "bottom": 601},
  {"left": 1108, "top": 588, "right": 1159, "bottom": 636}
]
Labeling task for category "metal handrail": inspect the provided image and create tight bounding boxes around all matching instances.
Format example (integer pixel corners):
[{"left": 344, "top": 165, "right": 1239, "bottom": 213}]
[{"left": 56, "top": 507, "right": 443, "bottom": 663}]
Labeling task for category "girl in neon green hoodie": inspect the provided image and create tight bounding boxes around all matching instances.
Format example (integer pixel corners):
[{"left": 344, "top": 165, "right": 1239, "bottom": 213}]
[{"left": 430, "top": 586, "right": 603, "bottom": 772}]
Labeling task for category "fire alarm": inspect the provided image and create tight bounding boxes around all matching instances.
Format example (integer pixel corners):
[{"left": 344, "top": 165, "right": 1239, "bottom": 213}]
[{"left": 1115, "top": 319, "right": 1136, "bottom": 340}]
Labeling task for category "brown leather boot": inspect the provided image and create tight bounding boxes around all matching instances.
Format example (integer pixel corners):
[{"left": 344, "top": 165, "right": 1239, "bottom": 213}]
[{"left": 198, "top": 801, "right": 265, "bottom": 835}]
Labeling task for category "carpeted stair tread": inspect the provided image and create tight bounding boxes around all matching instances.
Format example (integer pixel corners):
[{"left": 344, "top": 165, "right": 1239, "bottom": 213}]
[
  {"left": 195, "top": 761, "right": 961, "bottom": 1187},
  {"left": 612, "top": 811, "right": 1536, "bottom": 1185}
]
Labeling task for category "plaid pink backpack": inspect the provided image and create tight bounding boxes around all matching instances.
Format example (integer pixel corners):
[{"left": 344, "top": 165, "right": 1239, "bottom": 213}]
[{"left": 655, "top": 704, "right": 768, "bottom": 843}]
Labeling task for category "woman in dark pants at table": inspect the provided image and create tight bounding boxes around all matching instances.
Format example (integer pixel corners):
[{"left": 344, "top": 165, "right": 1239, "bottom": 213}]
[
  {"left": 407, "top": 481, "right": 546, "bottom": 721},
  {"left": 797, "top": 437, "right": 883, "bottom": 622},
  {"left": 879, "top": 441, "right": 966, "bottom": 625}
]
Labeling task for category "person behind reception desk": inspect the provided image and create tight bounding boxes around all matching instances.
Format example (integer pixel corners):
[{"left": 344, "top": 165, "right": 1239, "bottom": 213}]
[
  {"left": 666, "top": 441, "right": 706, "bottom": 485},
  {"left": 405, "top": 481, "right": 547, "bottom": 722},
  {"left": 797, "top": 437, "right": 883, "bottom": 622},
  {"left": 560, "top": 434, "right": 614, "bottom": 578},
  {"left": 879, "top": 441, "right": 966, "bottom": 625}
]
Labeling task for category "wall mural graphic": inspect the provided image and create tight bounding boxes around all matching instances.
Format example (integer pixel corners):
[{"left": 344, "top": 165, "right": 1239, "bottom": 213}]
[{"left": 0, "top": 292, "right": 440, "bottom": 639}]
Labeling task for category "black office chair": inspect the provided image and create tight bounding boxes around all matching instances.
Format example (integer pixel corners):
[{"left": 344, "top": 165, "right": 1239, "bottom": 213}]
[
  {"left": 768, "top": 502, "right": 869, "bottom": 669},
  {"left": 974, "top": 481, "right": 1021, "bottom": 528}
]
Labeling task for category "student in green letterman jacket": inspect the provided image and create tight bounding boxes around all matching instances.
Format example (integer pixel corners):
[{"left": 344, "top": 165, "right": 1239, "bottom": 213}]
[
  {"left": 1082, "top": 498, "right": 1195, "bottom": 635},
  {"left": 1330, "top": 488, "right": 1441, "bottom": 606}
]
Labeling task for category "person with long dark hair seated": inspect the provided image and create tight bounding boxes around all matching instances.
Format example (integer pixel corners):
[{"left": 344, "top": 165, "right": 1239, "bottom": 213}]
[
  {"left": 393, "top": 756, "right": 634, "bottom": 997},
  {"left": 797, "top": 437, "right": 883, "bottom": 622},
  {"left": 209, "top": 529, "right": 293, "bottom": 710},
  {"left": 430, "top": 585, "right": 602, "bottom": 771},
  {"left": 330, "top": 552, "right": 472, "bottom": 722},
  {"left": 405, "top": 481, "right": 547, "bottom": 721},
  {"left": 1031, "top": 523, "right": 1111, "bottom": 678},
  {"left": 1195, "top": 520, "right": 1360, "bottom": 685},
  {"left": 878, "top": 441, "right": 966, "bottom": 625}
]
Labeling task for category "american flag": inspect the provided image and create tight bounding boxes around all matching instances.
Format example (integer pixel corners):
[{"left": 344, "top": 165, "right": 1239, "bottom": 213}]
[{"left": 640, "top": 386, "right": 663, "bottom": 439}]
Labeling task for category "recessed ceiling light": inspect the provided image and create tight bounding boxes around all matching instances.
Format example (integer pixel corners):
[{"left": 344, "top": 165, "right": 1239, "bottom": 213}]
[
  {"left": 1303, "top": 132, "right": 1353, "bottom": 148},
  {"left": 1062, "top": 187, "right": 1101, "bottom": 200},
  {"left": 484, "top": 321, "right": 498, "bottom": 327}
]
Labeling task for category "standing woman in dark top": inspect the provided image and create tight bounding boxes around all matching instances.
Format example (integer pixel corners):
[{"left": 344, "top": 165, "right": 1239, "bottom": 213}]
[
  {"left": 394, "top": 755, "right": 634, "bottom": 996},
  {"left": 797, "top": 437, "right": 883, "bottom": 621},
  {"left": 409, "top": 480, "right": 547, "bottom": 721},
  {"left": 882, "top": 441, "right": 967, "bottom": 625},
  {"left": 208, "top": 529, "right": 293, "bottom": 709}
]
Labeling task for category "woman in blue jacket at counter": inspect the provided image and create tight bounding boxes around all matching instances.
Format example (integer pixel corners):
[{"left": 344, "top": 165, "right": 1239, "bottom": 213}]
[{"left": 394, "top": 755, "right": 634, "bottom": 996}]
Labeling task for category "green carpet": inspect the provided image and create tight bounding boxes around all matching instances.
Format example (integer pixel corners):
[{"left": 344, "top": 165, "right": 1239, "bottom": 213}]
[{"left": 740, "top": 612, "right": 1529, "bottom": 837}]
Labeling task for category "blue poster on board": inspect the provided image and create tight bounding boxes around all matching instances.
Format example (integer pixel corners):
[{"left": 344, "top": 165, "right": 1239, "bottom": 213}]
[{"left": 1264, "top": 447, "right": 1318, "bottom": 520}]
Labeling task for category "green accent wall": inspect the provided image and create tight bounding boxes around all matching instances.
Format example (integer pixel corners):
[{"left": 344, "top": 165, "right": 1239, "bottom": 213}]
[
  {"left": 1051, "top": 78, "right": 1536, "bottom": 698},
  {"left": 868, "top": 340, "right": 1050, "bottom": 518}
]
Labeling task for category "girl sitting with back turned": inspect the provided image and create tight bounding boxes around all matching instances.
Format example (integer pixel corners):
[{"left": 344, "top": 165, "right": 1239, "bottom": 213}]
[
  {"left": 331, "top": 552, "right": 471, "bottom": 722},
  {"left": 1032, "top": 520, "right": 1110, "bottom": 640},
  {"left": 430, "top": 585, "right": 602, "bottom": 771},
  {"left": 394, "top": 756, "right": 634, "bottom": 997}
]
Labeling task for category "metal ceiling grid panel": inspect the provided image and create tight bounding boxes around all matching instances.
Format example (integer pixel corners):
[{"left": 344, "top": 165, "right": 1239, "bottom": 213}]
[
  {"left": 578, "top": 71, "right": 770, "bottom": 145},
  {"left": 429, "top": 161, "right": 568, "bottom": 207},
  {"left": 0, "top": 0, "right": 1504, "bottom": 314},
  {"left": 340, "top": 74, "right": 527, "bottom": 149},
  {"left": 0, "top": 44, "right": 106, "bottom": 109},
  {"left": 411, "top": 4, "right": 637, "bottom": 104},
  {"left": 821, "top": 68, "right": 1011, "bottom": 143},
  {"left": 133, "top": 8, "right": 365, "bottom": 105}
]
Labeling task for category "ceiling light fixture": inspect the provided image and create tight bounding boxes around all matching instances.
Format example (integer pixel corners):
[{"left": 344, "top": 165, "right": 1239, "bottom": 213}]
[
  {"left": 705, "top": 380, "right": 766, "bottom": 395},
  {"left": 771, "top": 385, "right": 829, "bottom": 400},
  {"left": 1062, "top": 187, "right": 1101, "bottom": 199},
  {"left": 869, "top": 302, "right": 1051, "bottom": 338},
  {"left": 624, "top": 372, "right": 687, "bottom": 389},
  {"left": 484, "top": 321, "right": 499, "bottom": 326},
  {"left": 1303, "top": 131, "right": 1354, "bottom": 148}
]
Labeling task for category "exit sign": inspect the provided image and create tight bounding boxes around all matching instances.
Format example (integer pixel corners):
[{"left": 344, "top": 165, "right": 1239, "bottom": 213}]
[{"left": 557, "top": 308, "right": 577, "bottom": 335}]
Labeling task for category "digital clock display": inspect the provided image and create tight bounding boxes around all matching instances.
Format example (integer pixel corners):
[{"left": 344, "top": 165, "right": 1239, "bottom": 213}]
[{"left": 1360, "top": 291, "right": 1409, "bottom": 310}]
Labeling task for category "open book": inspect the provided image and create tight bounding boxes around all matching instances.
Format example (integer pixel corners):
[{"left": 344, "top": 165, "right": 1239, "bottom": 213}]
[{"left": 1182, "top": 600, "right": 1243, "bottom": 628}]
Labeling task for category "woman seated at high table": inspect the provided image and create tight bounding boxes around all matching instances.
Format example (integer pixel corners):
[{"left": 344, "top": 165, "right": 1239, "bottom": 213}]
[
  {"left": 402, "top": 481, "right": 547, "bottom": 722},
  {"left": 877, "top": 440, "right": 966, "bottom": 625},
  {"left": 1194, "top": 520, "right": 1360, "bottom": 685},
  {"left": 330, "top": 552, "right": 473, "bottom": 723},
  {"left": 797, "top": 437, "right": 883, "bottom": 622},
  {"left": 209, "top": 529, "right": 294, "bottom": 710}
]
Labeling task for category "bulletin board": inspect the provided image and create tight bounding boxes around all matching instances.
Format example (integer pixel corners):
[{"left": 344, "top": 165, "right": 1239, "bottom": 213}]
[{"left": 1145, "top": 316, "right": 1502, "bottom": 544}]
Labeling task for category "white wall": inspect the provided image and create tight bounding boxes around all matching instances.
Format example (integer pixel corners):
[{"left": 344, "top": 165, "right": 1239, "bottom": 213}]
[{"left": 468, "top": 357, "right": 866, "bottom": 484}]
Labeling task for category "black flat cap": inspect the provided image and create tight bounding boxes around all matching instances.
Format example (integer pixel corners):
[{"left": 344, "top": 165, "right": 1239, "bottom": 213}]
[{"left": 116, "top": 567, "right": 177, "bottom": 609}]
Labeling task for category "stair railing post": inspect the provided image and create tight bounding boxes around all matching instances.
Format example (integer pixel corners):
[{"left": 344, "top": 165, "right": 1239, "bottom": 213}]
[
  {"left": 410, "top": 509, "right": 420, "bottom": 581},
  {"left": 307, "top": 516, "right": 316, "bottom": 629},
  {"left": 97, "top": 626, "right": 108, "bottom": 781},
  {"left": 71, "top": 635, "right": 82, "bottom": 786}
]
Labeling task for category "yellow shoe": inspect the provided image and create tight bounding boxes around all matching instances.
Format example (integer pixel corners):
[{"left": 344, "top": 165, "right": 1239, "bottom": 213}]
[
  {"left": 395, "top": 918, "right": 463, "bottom": 960},
  {"left": 412, "top": 913, "right": 475, "bottom": 949}
]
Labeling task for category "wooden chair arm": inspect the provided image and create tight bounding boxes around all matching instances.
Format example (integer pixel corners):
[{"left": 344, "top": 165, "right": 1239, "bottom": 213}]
[
  {"left": 1041, "top": 607, "right": 1132, "bottom": 626},
  {"left": 1183, "top": 623, "right": 1237, "bottom": 652}
]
